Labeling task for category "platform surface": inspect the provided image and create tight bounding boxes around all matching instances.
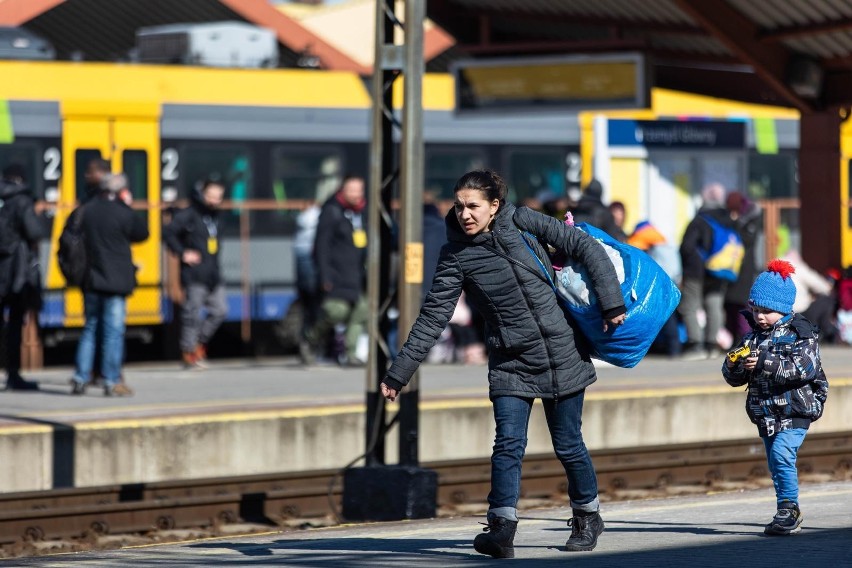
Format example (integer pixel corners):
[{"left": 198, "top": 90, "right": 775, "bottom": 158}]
[
  {"left": 7, "top": 481, "right": 851, "bottom": 567},
  {"left": 3, "top": 345, "right": 851, "bottom": 424}
]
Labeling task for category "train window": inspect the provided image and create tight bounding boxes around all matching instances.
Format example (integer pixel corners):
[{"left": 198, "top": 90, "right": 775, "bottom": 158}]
[
  {"left": 425, "top": 148, "right": 486, "bottom": 199},
  {"left": 75, "top": 149, "right": 105, "bottom": 201},
  {"left": 181, "top": 144, "right": 252, "bottom": 237},
  {"left": 505, "top": 148, "right": 566, "bottom": 204},
  {"left": 748, "top": 152, "right": 798, "bottom": 199},
  {"left": 181, "top": 144, "right": 252, "bottom": 201},
  {"left": 122, "top": 150, "right": 148, "bottom": 201},
  {"left": 0, "top": 143, "right": 41, "bottom": 192},
  {"left": 271, "top": 146, "right": 343, "bottom": 203}
]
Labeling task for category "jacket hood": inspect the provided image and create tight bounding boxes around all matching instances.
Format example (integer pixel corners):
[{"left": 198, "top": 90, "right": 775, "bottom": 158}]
[
  {"left": 583, "top": 179, "right": 603, "bottom": 198},
  {"left": 0, "top": 180, "right": 29, "bottom": 200},
  {"left": 445, "top": 201, "right": 515, "bottom": 244},
  {"left": 190, "top": 186, "right": 219, "bottom": 216}
]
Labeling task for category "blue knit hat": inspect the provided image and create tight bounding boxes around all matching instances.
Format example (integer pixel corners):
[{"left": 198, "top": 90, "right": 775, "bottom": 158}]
[{"left": 748, "top": 259, "right": 797, "bottom": 314}]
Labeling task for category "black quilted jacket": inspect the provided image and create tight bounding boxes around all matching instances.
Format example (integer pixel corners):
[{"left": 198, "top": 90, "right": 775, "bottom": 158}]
[
  {"left": 722, "top": 312, "right": 829, "bottom": 437},
  {"left": 385, "top": 203, "right": 625, "bottom": 399}
]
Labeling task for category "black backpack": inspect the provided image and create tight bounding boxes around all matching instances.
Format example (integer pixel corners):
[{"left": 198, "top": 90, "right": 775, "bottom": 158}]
[
  {"left": 0, "top": 196, "right": 21, "bottom": 257},
  {"left": 57, "top": 206, "right": 88, "bottom": 287}
]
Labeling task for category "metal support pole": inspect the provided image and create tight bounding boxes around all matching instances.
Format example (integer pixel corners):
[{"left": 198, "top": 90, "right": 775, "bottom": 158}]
[
  {"left": 397, "top": 0, "right": 425, "bottom": 467},
  {"left": 342, "top": 0, "right": 435, "bottom": 523},
  {"left": 365, "top": 0, "right": 397, "bottom": 467}
]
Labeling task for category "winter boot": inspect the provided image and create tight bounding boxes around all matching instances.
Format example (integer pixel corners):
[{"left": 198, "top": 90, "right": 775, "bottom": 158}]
[
  {"left": 473, "top": 513, "right": 517, "bottom": 559},
  {"left": 565, "top": 510, "right": 605, "bottom": 551},
  {"left": 4, "top": 373, "right": 39, "bottom": 391},
  {"left": 764, "top": 501, "right": 802, "bottom": 535}
]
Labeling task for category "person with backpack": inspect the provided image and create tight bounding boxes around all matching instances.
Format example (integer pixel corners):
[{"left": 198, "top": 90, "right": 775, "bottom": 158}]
[
  {"left": 0, "top": 164, "right": 44, "bottom": 391},
  {"left": 69, "top": 173, "right": 148, "bottom": 396},
  {"left": 163, "top": 179, "right": 227, "bottom": 369},
  {"left": 679, "top": 182, "right": 743, "bottom": 360}
]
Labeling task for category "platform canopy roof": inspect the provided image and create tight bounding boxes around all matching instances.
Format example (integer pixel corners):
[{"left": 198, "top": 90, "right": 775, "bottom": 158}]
[{"left": 428, "top": 0, "right": 852, "bottom": 113}]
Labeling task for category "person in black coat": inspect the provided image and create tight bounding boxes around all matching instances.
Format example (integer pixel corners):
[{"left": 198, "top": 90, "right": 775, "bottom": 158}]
[
  {"left": 163, "top": 179, "right": 227, "bottom": 368},
  {"left": 381, "top": 170, "right": 626, "bottom": 558},
  {"left": 302, "top": 175, "right": 368, "bottom": 365},
  {"left": 571, "top": 179, "right": 624, "bottom": 241},
  {"left": 70, "top": 173, "right": 148, "bottom": 396},
  {"left": 724, "top": 192, "right": 762, "bottom": 344},
  {"left": 0, "top": 164, "right": 44, "bottom": 390}
]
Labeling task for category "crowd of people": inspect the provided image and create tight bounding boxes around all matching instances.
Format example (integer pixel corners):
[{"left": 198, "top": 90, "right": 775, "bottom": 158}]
[
  {"left": 1, "top": 158, "right": 229, "bottom": 395},
  {"left": 2, "top": 160, "right": 850, "bottom": 394}
]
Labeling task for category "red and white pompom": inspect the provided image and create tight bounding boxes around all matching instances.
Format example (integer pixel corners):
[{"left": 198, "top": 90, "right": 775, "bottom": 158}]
[{"left": 766, "top": 259, "right": 796, "bottom": 280}]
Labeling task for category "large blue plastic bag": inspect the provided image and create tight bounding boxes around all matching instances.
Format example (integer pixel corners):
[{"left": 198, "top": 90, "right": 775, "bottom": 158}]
[{"left": 554, "top": 223, "right": 681, "bottom": 368}]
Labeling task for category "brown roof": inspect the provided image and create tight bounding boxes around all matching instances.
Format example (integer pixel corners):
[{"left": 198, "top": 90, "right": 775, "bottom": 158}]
[
  {"left": 428, "top": 0, "right": 852, "bottom": 111},
  {"left": 0, "top": 0, "right": 368, "bottom": 73},
  {"left": 278, "top": 0, "right": 455, "bottom": 69}
]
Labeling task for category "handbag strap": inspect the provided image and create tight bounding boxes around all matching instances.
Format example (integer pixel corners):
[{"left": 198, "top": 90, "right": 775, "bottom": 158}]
[
  {"left": 518, "top": 231, "right": 559, "bottom": 293},
  {"left": 480, "top": 231, "right": 558, "bottom": 293}
]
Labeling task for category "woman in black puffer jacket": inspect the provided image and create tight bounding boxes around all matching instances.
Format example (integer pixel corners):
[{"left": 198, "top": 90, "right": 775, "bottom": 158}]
[{"left": 381, "top": 170, "right": 625, "bottom": 558}]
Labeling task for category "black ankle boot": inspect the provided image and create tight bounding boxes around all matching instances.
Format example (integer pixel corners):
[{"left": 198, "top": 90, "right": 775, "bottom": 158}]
[
  {"left": 4, "top": 373, "right": 39, "bottom": 391},
  {"left": 473, "top": 513, "right": 517, "bottom": 559},
  {"left": 565, "top": 510, "right": 604, "bottom": 551}
]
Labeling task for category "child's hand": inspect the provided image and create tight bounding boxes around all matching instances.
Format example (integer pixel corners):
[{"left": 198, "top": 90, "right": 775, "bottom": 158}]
[{"left": 742, "top": 355, "right": 758, "bottom": 371}]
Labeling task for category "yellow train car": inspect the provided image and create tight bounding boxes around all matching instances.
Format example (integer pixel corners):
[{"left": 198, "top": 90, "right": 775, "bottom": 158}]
[
  {"left": 0, "top": 61, "right": 583, "bottom": 352},
  {"left": 2, "top": 60, "right": 837, "bottom": 357},
  {"left": 839, "top": 116, "right": 852, "bottom": 270}
]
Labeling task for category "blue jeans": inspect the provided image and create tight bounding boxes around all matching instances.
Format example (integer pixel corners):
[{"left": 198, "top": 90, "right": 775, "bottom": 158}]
[
  {"left": 73, "top": 293, "right": 126, "bottom": 386},
  {"left": 762, "top": 428, "right": 808, "bottom": 506},
  {"left": 488, "top": 391, "right": 599, "bottom": 521}
]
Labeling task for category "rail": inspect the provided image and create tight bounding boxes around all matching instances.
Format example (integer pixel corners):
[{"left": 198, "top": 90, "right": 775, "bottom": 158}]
[{"left": 0, "top": 432, "right": 848, "bottom": 547}]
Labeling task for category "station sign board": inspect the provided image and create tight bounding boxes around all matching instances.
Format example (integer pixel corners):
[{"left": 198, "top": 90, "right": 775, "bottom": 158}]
[
  {"left": 608, "top": 119, "right": 746, "bottom": 149},
  {"left": 451, "top": 53, "right": 650, "bottom": 114}
]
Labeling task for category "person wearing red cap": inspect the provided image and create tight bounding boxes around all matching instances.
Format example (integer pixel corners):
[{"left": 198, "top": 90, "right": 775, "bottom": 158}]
[{"left": 722, "top": 259, "right": 829, "bottom": 536}]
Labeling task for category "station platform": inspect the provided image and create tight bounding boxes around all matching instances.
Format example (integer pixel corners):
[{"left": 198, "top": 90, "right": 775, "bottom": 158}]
[
  {"left": 1, "top": 346, "right": 851, "bottom": 493},
  {"left": 8, "top": 480, "right": 852, "bottom": 567}
]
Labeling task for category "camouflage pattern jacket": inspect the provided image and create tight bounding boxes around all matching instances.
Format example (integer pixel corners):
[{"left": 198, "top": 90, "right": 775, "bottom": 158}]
[{"left": 722, "top": 313, "right": 828, "bottom": 437}]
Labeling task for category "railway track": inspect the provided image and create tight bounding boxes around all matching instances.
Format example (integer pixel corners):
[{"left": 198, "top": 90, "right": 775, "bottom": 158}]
[{"left": 1, "top": 432, "right": 849, "bottom": 548}]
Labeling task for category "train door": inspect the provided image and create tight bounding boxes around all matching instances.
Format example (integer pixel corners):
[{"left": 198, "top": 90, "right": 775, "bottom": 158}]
[{"left": 50, "top": 101, "right": 162, "bottom": 328}]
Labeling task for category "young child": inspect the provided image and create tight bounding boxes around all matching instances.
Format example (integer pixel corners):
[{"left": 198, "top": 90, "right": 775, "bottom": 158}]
[{"left": 722, "top": 259, "right": 829, "bottom": 536}]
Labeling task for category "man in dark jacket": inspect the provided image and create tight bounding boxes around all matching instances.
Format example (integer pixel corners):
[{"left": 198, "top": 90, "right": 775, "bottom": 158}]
[
  {"left": 70, "top": 173, "right": 148, "bottom": 396},
  {"left": 80, "top": 158, "right": 110, "bottom": 202},
  {"left": 571, "top": 179, "right": 625, "bottom": 241},
  {"left": 724, "top": 192, "right": 762, "bottom": 344},
  {"left": 163, "top": 179, "right": 227, "bottom": 369},
  {"left": 0, "top": 164, "right": 43, "bottom": 390},
  {"left": 679, "top": 182, "right": 737, "bottom": 359},
  {"left": 302, "top": 175, "right": 368, "bottom": 365}
]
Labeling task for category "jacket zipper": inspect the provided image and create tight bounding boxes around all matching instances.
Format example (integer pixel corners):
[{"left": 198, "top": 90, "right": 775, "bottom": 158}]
[{"left": 494, "top": 230, "right": 560, "bottom": 399}]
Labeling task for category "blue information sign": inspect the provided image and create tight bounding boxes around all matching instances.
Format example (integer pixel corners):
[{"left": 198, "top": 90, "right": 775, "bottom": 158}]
[{"left": 608, "top": 119, "right": 745, "bottom": 148}]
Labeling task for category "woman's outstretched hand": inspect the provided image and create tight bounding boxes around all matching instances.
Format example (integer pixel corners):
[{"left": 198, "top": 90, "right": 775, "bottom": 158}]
[
  {"left": 381, "top": 382, "right": 399, "bottom": 402},
  {"left": 603, "top": 313, "right": 627, "bottom": 332}
]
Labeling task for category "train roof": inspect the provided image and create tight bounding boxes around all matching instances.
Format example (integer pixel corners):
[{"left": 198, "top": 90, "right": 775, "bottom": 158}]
[{"left": 0, "top": 61, "right": 800, "bottom": 147}]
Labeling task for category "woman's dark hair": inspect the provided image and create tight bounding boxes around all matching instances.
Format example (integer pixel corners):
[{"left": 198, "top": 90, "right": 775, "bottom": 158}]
[{"left": 453, "top": 170, "right": 507, "bottom": 207}]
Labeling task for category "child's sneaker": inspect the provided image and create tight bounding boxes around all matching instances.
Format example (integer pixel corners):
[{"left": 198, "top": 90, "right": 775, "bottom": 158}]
[{"left": 764, "top": 501, "right": 802, "bottom": 535}]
